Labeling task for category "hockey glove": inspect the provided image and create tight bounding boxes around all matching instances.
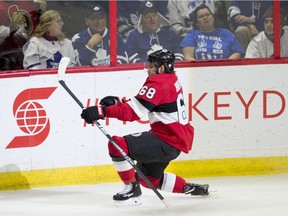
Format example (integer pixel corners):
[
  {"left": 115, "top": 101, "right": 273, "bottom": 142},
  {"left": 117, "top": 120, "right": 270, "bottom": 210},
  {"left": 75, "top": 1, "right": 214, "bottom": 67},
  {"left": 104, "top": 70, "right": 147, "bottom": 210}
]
[
  {"left": 100, "top": 96, "right": 120, "bottom": 107},
  {"left": 81, "top": 106, "right": 106, "bottom": 124}
]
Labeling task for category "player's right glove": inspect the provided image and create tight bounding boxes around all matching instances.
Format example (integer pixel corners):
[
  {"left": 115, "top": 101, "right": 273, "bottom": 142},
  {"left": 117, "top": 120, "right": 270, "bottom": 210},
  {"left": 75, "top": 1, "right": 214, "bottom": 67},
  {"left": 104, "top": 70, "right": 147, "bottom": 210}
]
[
  {"left": 81, "top": 106, "right": 106, "bottom": 124},
  {"left": 100, "top": 96, "right": 120, "bottom": 107}
]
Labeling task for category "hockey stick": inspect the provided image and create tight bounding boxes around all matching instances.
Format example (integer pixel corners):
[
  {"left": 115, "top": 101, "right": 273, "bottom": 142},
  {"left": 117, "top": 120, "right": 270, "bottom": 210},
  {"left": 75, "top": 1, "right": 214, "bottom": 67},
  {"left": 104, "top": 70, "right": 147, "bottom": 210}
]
[{"left": 57, "top": 57, "right": 170, "bottom": 208}]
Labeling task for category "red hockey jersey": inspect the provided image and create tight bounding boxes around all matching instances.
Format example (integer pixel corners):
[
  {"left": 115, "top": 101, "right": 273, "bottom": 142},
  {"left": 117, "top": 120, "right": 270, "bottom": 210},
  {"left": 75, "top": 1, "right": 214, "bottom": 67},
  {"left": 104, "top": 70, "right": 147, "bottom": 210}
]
[{"left": 106, "top": 73, "right": 194, "bottom": 153}]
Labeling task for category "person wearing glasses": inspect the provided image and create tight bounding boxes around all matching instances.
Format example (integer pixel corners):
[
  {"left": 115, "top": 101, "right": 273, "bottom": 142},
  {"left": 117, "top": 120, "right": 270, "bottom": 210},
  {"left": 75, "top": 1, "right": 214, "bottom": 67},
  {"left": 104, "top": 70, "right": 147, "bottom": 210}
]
[
  {"left": 167, "top": 0, "right": 230, "bottom": 39},
  {"left": 23, "top": 10, "right": 76, "bottom": 69},
  {"left": 181, "top": 4, "right": 243, "bottom": 61}
]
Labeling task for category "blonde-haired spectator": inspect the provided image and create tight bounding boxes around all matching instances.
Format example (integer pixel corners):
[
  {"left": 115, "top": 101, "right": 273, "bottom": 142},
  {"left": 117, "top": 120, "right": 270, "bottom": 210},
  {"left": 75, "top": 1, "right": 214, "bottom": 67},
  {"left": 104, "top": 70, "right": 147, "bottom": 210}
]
[{"left": 23, "top": 10, "right": 76, "bottom": 69}]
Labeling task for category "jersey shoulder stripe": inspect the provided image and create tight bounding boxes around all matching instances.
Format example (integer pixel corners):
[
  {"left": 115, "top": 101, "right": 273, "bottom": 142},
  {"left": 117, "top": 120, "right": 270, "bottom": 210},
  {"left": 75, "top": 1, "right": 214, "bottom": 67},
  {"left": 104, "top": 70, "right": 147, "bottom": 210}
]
[
  {"left": 135, "top": 97, "right": 155, "bottom": 111},
  {"left": 153, "top": 101, "right": 177, "bottom": 113}
]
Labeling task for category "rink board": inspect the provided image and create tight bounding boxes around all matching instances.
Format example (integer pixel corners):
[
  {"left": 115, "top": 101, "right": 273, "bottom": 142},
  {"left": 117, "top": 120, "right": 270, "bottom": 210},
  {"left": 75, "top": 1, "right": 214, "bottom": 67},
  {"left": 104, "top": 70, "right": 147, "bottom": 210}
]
[{"left": 1, "top": 64, "right": 288, "bottom": 189}]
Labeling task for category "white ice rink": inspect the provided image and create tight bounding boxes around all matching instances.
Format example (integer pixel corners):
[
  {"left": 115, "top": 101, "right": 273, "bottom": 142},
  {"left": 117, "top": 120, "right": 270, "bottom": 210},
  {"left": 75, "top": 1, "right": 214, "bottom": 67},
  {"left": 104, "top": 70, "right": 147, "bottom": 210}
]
[{"left": 1, "top": 174, "right": 287, "bottom": 216}]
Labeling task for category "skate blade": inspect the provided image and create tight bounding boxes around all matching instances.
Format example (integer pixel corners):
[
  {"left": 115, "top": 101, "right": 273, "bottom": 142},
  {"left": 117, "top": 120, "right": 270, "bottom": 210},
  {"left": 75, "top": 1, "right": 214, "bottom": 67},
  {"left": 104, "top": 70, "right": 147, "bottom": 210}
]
[
  {"left": 113, "top": 197, "right": 142, "bottom": 207},
  {"left": 188, "top": 190, "right": 217, "bottom": 197}
]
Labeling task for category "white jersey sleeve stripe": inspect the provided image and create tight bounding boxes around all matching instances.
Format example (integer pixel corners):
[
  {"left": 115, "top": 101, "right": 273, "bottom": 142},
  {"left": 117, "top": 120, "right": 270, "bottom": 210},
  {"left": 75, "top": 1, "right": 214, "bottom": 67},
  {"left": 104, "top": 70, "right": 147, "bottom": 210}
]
[
  {"left": 148, "top": 111, "right": 178, "bottom": 124},
  {"left": 127, "top": 97, "right": 149, "bottom": 119}
]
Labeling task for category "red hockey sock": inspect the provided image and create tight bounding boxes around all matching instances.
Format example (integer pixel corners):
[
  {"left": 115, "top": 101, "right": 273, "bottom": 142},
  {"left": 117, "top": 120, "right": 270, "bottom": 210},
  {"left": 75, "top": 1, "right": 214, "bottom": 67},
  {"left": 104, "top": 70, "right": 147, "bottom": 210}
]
[
  {"left": 113, "top": 160, "right": 136, "bottom": 184},
  {"left": 160, "top": 173, "right": 186, "bottom": 193},
  {"left": 172, "top": 175, "right": 186, "bottom": 193}
]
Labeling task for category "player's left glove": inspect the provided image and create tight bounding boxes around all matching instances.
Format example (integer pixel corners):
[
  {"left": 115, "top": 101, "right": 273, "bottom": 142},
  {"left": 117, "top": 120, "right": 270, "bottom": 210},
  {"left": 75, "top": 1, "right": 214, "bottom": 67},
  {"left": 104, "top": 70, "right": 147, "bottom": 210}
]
[
  {"left": 100, "top": 96, "right": 120, "bottom": 107},
  {"left": 81, "top": 106, "right": 106, "bottom": 124}
]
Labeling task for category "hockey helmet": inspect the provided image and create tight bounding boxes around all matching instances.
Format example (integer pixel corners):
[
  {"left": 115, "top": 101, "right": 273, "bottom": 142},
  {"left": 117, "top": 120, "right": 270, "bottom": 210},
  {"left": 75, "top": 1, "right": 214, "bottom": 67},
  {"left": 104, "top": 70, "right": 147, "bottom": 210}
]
[{"left": 147, "top": 49, "right": 175, "bottom": 73}]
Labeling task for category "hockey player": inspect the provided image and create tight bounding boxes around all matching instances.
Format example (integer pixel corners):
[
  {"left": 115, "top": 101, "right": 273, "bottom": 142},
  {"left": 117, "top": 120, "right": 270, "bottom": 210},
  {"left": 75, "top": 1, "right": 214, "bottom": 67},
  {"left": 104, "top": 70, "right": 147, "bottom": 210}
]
[
  {"left": 71, "top": 4, "right": 128, "bottom": 66},
  {"left": 81, "top": 49, "right": 209, "bottom": 206}
]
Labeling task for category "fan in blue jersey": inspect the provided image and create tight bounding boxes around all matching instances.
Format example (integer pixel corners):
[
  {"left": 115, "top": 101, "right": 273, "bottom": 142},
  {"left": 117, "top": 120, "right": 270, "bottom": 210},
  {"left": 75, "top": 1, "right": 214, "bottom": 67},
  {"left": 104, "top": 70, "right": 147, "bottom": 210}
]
[
  {"left": 167, "top": 0, "right": 230, "bottom": 39},
  {"left": 181, "top": 4, "right": 243, "bottom": 60},
  {"left": 125, "top": 1, "right": 183, "bottom": 63},
  {"left": 117, "top": 0, "right": 168, "bottom": 41},
  {"left": 71, "top": 4, "right": 128, "bottom": 66}
]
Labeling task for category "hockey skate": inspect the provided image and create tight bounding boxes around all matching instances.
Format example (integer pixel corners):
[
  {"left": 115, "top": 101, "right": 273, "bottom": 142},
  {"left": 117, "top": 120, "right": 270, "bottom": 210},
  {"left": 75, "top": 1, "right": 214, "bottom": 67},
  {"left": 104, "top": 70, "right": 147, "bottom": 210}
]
[
  {"left": 184, "top": 183, "right": 209, "bottom": 196},
  {"left": 113, "top": 181, "right": 142, "bottom": 206}
]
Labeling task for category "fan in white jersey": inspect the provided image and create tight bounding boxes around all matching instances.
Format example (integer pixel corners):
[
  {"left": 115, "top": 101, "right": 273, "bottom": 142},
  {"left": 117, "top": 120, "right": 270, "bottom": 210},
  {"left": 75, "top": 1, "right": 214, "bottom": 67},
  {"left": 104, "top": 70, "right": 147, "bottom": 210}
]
[
  {"left": 23, "top": 10, "right": 76, "bottom": 69},
  {"left": 245, "top": 7, "right": 288, "bottom": 58},
  {"left": 81, "top": 49, "right": 209, "bottom": 206}
]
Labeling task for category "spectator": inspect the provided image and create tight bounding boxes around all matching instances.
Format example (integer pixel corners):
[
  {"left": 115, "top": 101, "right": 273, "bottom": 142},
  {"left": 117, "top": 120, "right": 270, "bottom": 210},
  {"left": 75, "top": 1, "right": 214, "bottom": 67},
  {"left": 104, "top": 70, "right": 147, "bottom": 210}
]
[
  {"left": 23, "top": 10, "right": 76, "bottom": 69},
  {"left": 0, "top": 24, "right": 10, "bottom": 45},
  {"left": 71, "top": 4, "right": 128, "bottom": 66},
  {"left": 2, "top": 7, "right": 34, "bottom": 47},
  {"left": 181, "top": 4, "right": 243, "bottom": 60},
  {"left": 227, "top": 0, "right": 273, "bottom": 53},
  {"left": 117, "top": 0, "right": 168, "bottom": 41},
  {"left": 126, "top": 1, "right": 183, "bottom": 63},
  {"left": 46, "top": 1, "right": 106, "bottom": 39},
  {"left": 245, "top": 8, "right": 288, "bottom": 58},
  {"left": 285, "top": 1, "right": 288, "bottom": 27},
  {"left": 167, "top": 0, "right": 231, "bottom": 39},
  {"left": 0, "top": 0, "right": 45, "bottom": 70},
  {"left": 0, "top": 0, "right": 45, "bottom": 29},
  {"left": 0, "top": 24, "right": 10, "bottom": 70}
]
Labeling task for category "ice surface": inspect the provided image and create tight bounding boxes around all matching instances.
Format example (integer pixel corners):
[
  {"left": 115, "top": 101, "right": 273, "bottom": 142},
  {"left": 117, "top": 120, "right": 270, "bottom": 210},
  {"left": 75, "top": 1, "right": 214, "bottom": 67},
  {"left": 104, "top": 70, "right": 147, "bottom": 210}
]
[{"left": 0, "top": 174, "right": 287, "bottom": 216}]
